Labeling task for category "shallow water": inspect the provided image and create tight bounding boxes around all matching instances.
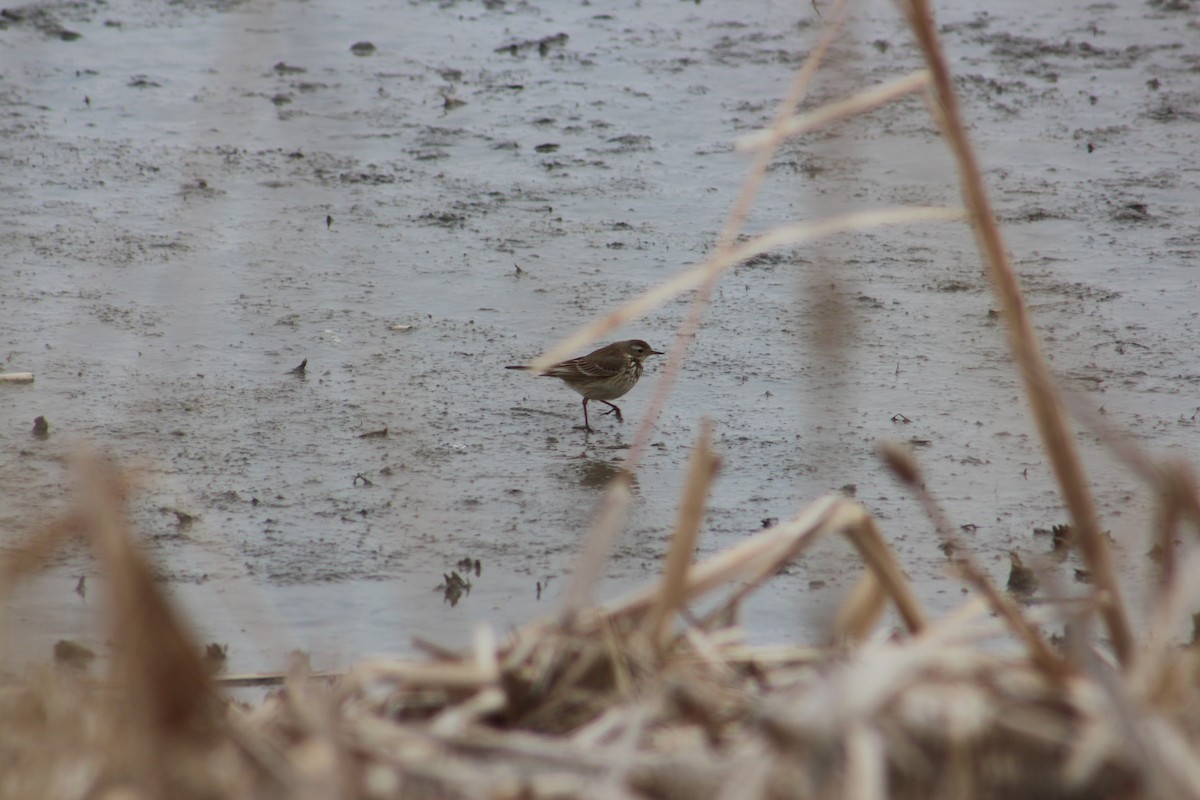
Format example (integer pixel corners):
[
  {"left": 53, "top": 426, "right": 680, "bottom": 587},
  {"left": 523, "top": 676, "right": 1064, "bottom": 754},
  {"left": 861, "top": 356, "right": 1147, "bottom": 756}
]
[{"left": 2, "top": 0, "right": 1199, "bottom": 673}]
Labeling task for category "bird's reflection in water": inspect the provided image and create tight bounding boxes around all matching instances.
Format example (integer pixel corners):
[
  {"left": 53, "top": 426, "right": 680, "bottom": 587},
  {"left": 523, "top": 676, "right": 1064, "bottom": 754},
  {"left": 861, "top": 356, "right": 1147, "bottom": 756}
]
[{"left": 572, "top": 456, "right": 638, "bottom": 490}]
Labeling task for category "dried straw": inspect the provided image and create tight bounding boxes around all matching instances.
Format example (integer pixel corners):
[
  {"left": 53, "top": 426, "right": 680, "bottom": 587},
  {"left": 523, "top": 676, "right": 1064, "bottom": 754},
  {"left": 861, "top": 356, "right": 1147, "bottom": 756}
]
[
  {"left": 6, "top": 2, "right": 1200, "bottom": 799},
  {"left": 900, "top": 0, "right": 1133, "bottom": 664},
  {"left": 0, "top": 458, "right": 1193, "bottom": 800}
]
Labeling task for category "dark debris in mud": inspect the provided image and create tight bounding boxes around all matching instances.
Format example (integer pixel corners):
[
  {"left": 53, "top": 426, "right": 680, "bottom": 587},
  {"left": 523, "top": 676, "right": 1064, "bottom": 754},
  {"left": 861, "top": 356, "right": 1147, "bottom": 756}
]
[
  {"left": 436, "top": 570, "right": 472, "bottom": 606},
  {"left": 493, "top": 32, "right": 568, "bottom": 57},
  {"left": 0, "top": 2, "right": 83, "bottom": 39}
]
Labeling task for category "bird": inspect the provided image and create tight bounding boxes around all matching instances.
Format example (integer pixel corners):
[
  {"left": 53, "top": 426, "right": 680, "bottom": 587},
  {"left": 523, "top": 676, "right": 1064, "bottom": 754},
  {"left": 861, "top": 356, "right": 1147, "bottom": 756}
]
[
  {"left": 507, "top": 339, "right": 664, "bottom": 432},
  {"left": 1006, "top": 550, "right": 1036, "bottom": 596}
]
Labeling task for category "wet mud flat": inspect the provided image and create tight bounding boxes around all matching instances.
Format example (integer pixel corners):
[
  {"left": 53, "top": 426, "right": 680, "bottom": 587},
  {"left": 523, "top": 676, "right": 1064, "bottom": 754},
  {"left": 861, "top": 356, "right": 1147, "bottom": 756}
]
[{"left": 2, "top": 0, "right": 1200, "bottom": 674}]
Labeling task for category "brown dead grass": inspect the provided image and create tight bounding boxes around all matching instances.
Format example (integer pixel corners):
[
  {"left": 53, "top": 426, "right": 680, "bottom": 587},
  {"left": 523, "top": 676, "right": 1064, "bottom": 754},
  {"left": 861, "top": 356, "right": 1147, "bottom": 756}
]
[{"left": 4, "top": 456, "right": 1199, "bottom": 800}]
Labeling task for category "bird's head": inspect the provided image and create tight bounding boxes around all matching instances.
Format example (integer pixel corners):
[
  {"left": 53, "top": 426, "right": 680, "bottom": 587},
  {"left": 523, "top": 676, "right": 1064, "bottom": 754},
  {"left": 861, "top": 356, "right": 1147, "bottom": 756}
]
[{"left": 624, "top": 340, "right": 664, "bottom": 361}]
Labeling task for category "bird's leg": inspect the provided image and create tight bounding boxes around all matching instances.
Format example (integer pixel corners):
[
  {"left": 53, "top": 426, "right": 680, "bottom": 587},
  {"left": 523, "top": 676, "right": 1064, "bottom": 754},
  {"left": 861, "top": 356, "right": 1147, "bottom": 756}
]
[
  {"left": 582, "top": 398, "right": 594, "bottom": 433},
  {"left": 599, "top": 401, "right": 623, "bottom": 422}
]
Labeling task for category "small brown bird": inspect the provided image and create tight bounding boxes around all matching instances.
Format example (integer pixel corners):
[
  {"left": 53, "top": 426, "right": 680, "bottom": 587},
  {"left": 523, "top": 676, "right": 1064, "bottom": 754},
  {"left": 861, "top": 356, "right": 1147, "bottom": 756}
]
[
  {"left": 507, "top": 339, "right": 664, "bottom": 432},
  {"left": 1006, "top": 550, "right": 1037, "bottom": 596}
]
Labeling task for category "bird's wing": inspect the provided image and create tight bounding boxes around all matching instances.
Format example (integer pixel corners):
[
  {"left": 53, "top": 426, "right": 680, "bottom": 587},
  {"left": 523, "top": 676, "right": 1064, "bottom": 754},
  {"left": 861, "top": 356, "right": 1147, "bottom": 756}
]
[{"left": 543, "top": 354, "right": 625, "bottom": 380}]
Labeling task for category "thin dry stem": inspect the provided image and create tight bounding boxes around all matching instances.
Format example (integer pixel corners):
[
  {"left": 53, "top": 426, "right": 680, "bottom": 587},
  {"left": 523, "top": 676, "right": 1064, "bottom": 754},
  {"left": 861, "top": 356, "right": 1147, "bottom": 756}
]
[
  {"left": 1081, "top": 646, "right": 1200, "bottom": 799},
  {"left": 528, "top": 206, "right": 962, "bottom": 376},
  {"left": 561, "top": 470, "right": 634, "bottom": 619},
  {"left": 845, "top": 724, "right": 887, "bottom": 800},
  {"left": 605, "top": 495, "right": 926, "bottom": 642},
  {"left": 736, "top": 70, "right": 932, "bottom": 152},
  {"left": 1065, "top": 389, "right": 1200, "bottom": 589},
  {"left": 645, "top": 419, "right": 720, "bottom": 653},
  {"left": 533, "top": 0, "right": 855, "bottom": 498},
  {"left": 607, "top": 495, "right": 843, "bottom": 623},
  {"left": 832, "top": 571, "right": 887, "bottom": 643},
  {"left": 880, "top": 441, "right": 1068, "bottom": 679},
  {"left": 81, "top": 458, "right": 214, "bottom": 712},
  {"left": 62, "top": 453, "right": 219, "bottom": 797},
  {"left": 902, "top": 0, "right": 1133, "bottom": 665},
  {"left": 354, "top": 658, "right": 499, "bottom": 691},
  {"left": 839, "top": 510, "right": 926, "bottom": 635},
  {"left": 1129, "top": 546, "right": 1200, "bottom": 702}
]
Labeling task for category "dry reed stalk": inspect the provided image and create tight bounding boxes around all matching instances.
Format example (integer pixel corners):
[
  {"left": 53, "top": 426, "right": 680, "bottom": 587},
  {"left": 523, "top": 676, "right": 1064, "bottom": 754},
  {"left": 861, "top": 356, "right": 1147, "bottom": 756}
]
[
  {"left": 879, "top": 441, "right": 1068, "bottom": 680},
  {"left": 1128, "top": 546, "right": 1200, "bottom": 705},
  {"left": 600, "top": 495, "right": 926, "bottom": 643},
  {"left": 839, "top": 511, "right": 926, "bottom": 635},
  {"left": 76, "top": 454, "right": 219, "bottom": 795},
  {"left": 214, "top": 669, "right": 341, "bottom": 688},
  {"left": 531, "top": 0, "right": 852, "bottom": 373},
  {"left": 604, "top": 495, "right": 843, "bottom": 624},
  {"left": 354, "top": 653, "right": 499, "bottom": 692},
  {"left": 497, "top": 612, "right": 649, "bottom": 735},
  {"left": 901, "top": 0, "right": 1133, "bottom": 665},
  {"left": 845, "top": 724, "right": 887, "bottom": 800},
  {"left": 525, "top": 2, "right": 954, "bottom": 545},
  {"left": 5, "top": 462, "right": 1193, "bottom": 800},
  {"left": 569, "top": 704, "right": 638, "bottom": 749},
  {"left": 735, "top": 70, "right": 932, "bottom": 152},
  {"left": 712, "top": 738, "right": 775, "bottom": 800},
  {"left": 1152, "top": 474, "right": 1184, "bottom": 589},
  {"left": 1067, "top": 387, "right": 1200, "bottom": 588},
  {"left": 676, "top": 625, "right": 738, "bottom": 681},
  {"left": 759, "top": 602, "right": 1068, "bottom": 758},
  {"left": 1075, "top": 644, "right": 1200, "bottom": 800},
  {"left": 718, "top": 643, "right": 824, "bottom": 667},
  {"left": 832, "top": 570, "right": 888, "bottom": 643},
  {"left": 528, "top": 206, "right": 962, "bottom": 378},
  {"left": 0, "top": 514, "right": 82, "bottom": 660},
  {"left": 0, "top": 515, "right": 78, "bottom": 586},
  {"left": 561, "top": 470, "right": 633, "bottom": 619},
  {"left": 534, "top": 2, "right": 958, "bottom": 629},
  {"left": 645, "top": 419, "right": 720, "bottom": 653},
  {"left": 594, "top": 702, "right": 653, "bottom": 799},
  {"left": 611, "top": 2, "right": 934, "bottom": 492},
  {"left": 429, "top": 627, "right": 507, "bottom": 735},
  {"left": 1057, "top": 394, "right": 1200, "bottom": 703},
  {"left": 280, "top": 656, "right": 355, "bottom": 800}
]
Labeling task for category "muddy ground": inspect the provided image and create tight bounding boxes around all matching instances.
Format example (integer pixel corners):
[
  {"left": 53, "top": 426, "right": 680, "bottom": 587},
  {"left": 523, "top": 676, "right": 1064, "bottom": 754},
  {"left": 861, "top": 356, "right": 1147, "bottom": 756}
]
[{"left": 2, "top": 0, "right": 1199, "bottom": 674}]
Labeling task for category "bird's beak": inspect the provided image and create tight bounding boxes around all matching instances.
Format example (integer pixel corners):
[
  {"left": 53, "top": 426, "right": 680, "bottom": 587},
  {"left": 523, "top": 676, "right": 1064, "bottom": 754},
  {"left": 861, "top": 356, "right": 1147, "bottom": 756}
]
[{"left": 651, "top": 349, "right": 665, "bottom": 355}]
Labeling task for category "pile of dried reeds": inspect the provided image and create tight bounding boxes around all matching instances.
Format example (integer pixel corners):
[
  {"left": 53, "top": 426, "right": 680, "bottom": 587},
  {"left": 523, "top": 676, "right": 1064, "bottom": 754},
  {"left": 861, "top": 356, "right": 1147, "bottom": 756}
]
[
  {"left": 6, "top": 1, "right": 1200, "bottom": 798},
  {"left": 6, "top": 453, "right": 1200, "bottom": 800}
]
